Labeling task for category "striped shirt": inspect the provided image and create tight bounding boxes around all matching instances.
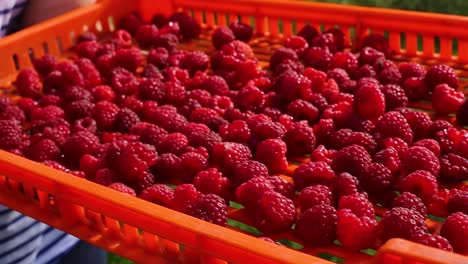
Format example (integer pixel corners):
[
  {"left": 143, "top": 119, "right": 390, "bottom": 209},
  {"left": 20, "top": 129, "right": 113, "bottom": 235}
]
[{"left": 0, "top": 1, "right": 80, "bottom": 263}]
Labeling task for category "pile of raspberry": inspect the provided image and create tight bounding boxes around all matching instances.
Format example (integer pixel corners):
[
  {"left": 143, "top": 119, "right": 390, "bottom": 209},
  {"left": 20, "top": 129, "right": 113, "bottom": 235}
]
[{"left": 2, "top": 10, "right": 468, "bottom": 256}]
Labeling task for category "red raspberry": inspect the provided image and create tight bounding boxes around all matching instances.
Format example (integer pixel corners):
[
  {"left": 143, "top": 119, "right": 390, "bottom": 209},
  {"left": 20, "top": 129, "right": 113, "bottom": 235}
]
[
  {"left": 189, "top": 107, "right": 219, "bottom": 126},
  {"left": 219, "top": 120, "right": 250, "bottom": 143},
  {"left": 332, "top": 144, "right": 371, "bottom": 178},
  {"left": 338, "top": 194, "right": 374, "bottom": 218},
  {"left": 0, "top": 120, "right": 22, "bottom": 150},
  {"left": 297, "top": 25, "right": 319, "bottom": 44},
  {"left": 286, "top": 99, "right": 319, "bottom": 124},
  {"left": 353, "top": 83, "right": 385, "bottom": 120},
  {"left": 181, "top": 51, "right": 209, "bottom": 76},
  {"left": 360, "top": 33, "right": 389, "bottom": 55},
  {"left": 409, "top": 233, "right": 453, "bottom": 252},
  {"left": 355, "top": 64, "right": 377, "bottom": 79},
  {"left": 269, "top": 47, "right": 298, "bottom": 71},
  {"left": 399, "top": 62, "right": 426, "bottom": 80},
  {"left": 425, "top": 64, "right": 459, "bottom": 91},
  {"left": 283, "top": 122, "right": 316, "bottom": 156},
  {"left": 274, "top": 71, "right": 312, "bottom": 104},
  {"left": 231, "top": 160, "right": 269, "bottom": 188},
  {"left": 333, "top": 52, "right": 358, "bottom": 76},
  {"left": 306, "top": 93, "right": 328, "bottom": 113},
  {"left": 118, "top": 11, "right": 142, "bottom": 35},
  {"left": 32, "top": 55, "right": 57, "bottom": 76},
  {"left": 112, "top": 29, "right": 132, "bottom": 48},
  {"left": 311, "top": 33, "right": 337, "bottom": 53},
  {"left": 1, "top": 105, "right": 25, "bottom": 123},
  {"left": 62, "top": 131, "right": 99, "bottom": 165},
  {"left": 157, "top": 133, "right": 188, "bottom": 155},
  {"left": 440, "top": 212, "right": 468, "bottom": 254},
  {"left": 138, "top": 124, "right": 167, "bottom": 147},
  {"left": 327, "top": 68, "right": 350, "bottom": 89},
  {"left": 378, "top": 207, "right": 427, "bottom": 242},
  {"left": 447, "top": 192, "right": 468, "bottom": 215},
  {"left": 147, "top": 47, "right": 169, "bottom": 70},
  {"left": 379, "top": 65, "right": 402, "bottom": 85},
  {"left": 92, "top": 101, "right": 119, "bottom": 131},
  {"left": 139, "top": 184, "right": 174, "bottom": 207},
  {"left": 298, "top": 185, "right": 333, "bottom": 213},
  {"left": 188, "top": 89, "right": 211, "bottom": 107},
  {"left": 187, "top": 130, "right": 222, "bottom": 154},
  {"left": 172, "top": 184, "right": 201, "bottom": 211},
  {"left": 26, "top": 138, "right": 61, "bottom": 162},
  {"left": 115, "top": 108, "right": 140, "bottom": 133},
  {"left": 63, "top": 86, "right": 92, "bottom": 103},
  {"left": 358, "top": 47, "right": 385, "bottom": 66},
  {"left": 400, "top": 170, "right": 438, "bottom": 205},
  {"left": 293, "top": 161, "right": 335, "bottom": 191},
  {"left": 253, "top": 121, "right": 286, "bottom": 142},
  {"left": 213, "top": 142, "right": 252, "bottom": 173},
  {"left": 65, "top": 99, "right": 94, "bottom": 121},
  {"left": 313, "top": 118, "right": 335, "bottom": 146},
  {"left": 119, "top": 95, "right": 144, "bottom": 115},
  {"left": 169, "top": 12, "right": 201, "bottom": 40},
  {"left": 72, "top": 117, "right": 97, "bottom": 134},
  {"left": 91, "top": 85, "right": 116, "bottom": 102},
  {"left": 193, "top": 168, "right": 230, "bottom": 200},
  {"left": 108, "top": 182, "right": 136, "bottom": 196},
  {"left": 332, "top": 172, "right": 360, "bottom": 200},
  {"left": 178, "top": 99, "right": 202, "bottom": 119},
  {"left": 284, "top": 36, "right": 308, "bottom": 58},
  {"left": 183, "top": 193, "right": 227, "bottom": 226},
  {"left": 110, "top": 67, "right": 138, "bottom": 95},
  {"left": 344, "top": 132, "right": 377, "bottom": 154},
  {"left": 179, "top": 151, "right": 209, "bottom": 181},
  {"left": 295, "top": 204, "right": 337, "bottom": 246},
  {"left": 402, "top": 77, "right": 429, "bottom": 102},
  {"left": 310, "top": 145, "right": 335, "bottom": 165},
  {"left": 181, "top": 122, "right": 210, "bottom": 135},
  {"left": 413, "top": 139, "right": 440, "bottom": 157},
  {"left": 432, "top": 84, "right": 465, "bottom": 115},
  {"left": 14, "top": 68, "right": 42, "bottom": 99},
  {"left": 303, "top": 47, "right": 334, "bottom": 72},
  {"left": 337, "top": 209, "right": 378, "bottom": 251},
  {"left": 74, "top": 41, "right": 99, "bottom": 59},
  {"left": 154, "top": 33, "right": 179, "bottom": 52},
  {"left": 373, "top": 148, "right": 401, "bottom": 175},
  {"left": 229, "top": 22, "right": 253, "bottom": 42},
  {"left": 375, "top": 111, "right": 414, "bottom": 144},
  {"left": 456, "top": 99, "right": 468, "bottom": 126},
  {"left": 55, "top": 61, "right": 85, "bottom": 87},
  {"left": 41, "top": 160, "right": 68, "bottom": 172},
  {"left": 401, "top": 146, "right": 440, "bottom": 176},
  {"left": 254, "top": 191, "right": 295, "bottom": 233},
  {"left": 211, "top": 26, "right": 235, "bottom": 50},
  {"left": 236, "top": 85, "right": 266, "bottom": 112},
  {"left": 255, "top": 138, "right": 288, "bottom": 174},
  {"left": 93, "top": 168, "right": 118, "bottom": 186},
  {"left": 404, "top": 111, "right": 431, "bottom": 140},
  {"left": 30, "top": 105, "right": 64, "bottom": 122},
  {"left": 392, "top": 192, "right": 427, "bottom": 216},
  {"left": 135, "top": 24, "right": 159, "bottom": 48},
  {"left": 75, "top": 58, "right": 102, "bottom": 88},
  {"left": 361, "top": 163, "right": 393, "bottom": 195},
  {"left": 439, "top": 154, "right": 468, "bottom": 182},
  {"left": 163, "top": 81, "right": 186, "bottom": 106},
  {"left": 379, "top": 138, "right": 408, "bottom": 159},
  {"left": 114, "top": 47, "right": 143, "bottom": 73},
  {"left": 151, "top": 153, "right": 183, "bottom": 180},
  {"left": 381, "top": 84, "right": 408, "bottom": 111},
  {"left": 235, "top": 176, "right": 274, "bottom": 209}
]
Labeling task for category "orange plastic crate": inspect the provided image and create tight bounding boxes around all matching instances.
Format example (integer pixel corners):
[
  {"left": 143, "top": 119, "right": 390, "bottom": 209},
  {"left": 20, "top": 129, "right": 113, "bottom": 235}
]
[{"left": 0, "top": 0, "right": 467, "bottom": 263}]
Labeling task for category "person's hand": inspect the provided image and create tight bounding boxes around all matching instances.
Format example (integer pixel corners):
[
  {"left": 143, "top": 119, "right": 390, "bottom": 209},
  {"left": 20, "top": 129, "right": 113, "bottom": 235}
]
[{"left": 21, "top": 0, "right": 96, "bottom": 27}]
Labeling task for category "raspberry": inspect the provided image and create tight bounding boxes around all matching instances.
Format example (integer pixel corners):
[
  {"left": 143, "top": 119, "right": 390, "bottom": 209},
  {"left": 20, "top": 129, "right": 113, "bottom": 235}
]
[
  {"left": 181, "top": 122, "right": 210, "bottom": 135},
  {"left": 358, "top": 47, "right": 385, "bottom": 66},
  {"left": 93, "top": 168, "right": 118, "bottom": 186},
  {"left": 63, "top": 85, "right": 92, "bottom": 103},
  {"left": 313, "top": 118, "right": 335, "bottom": 146},
  {"left": 360, "top": 163, "right": 393, "bottom": 195},
  {"left": 295, "top": 204, "right": 337, "bottom": 246},
  {"left": 110, "top": 67, "right": 138, "bottom": 95},
  {"left": 254, "top": 191, "right": 295, "bottom": 233},
  {"left": 236, "top": 85, "right": 266, "bottom": 112},
  {"left": 380, "top": 84, "right": 408, "bottom": 111},
  {"left": 26, "top": 138, "right": 61, "bottom": 162},
  {"left": 212, "top": 142, "right": 252, "bottom": 173},
  {"left": 298, "top": 185, "right": 333, "bottom": 213},
  {"left": 193, "top": 168, "right": 230, "bottom": 199},
  {"left": 284, "top": 36, "right": 309, "bottom": 58},
  {"left": 151, "top": 153, "right": 183, "bottom": 180},
  {"left": 327, "top": 68, "right": 350, "bottom": 89},
  {"left": 92, "top": 101, "right": 119, "bottom": 131},
  {"left": 210, "top": 95, "right": 234, "bottom": 113},
  {"left": 401, "top": 146, "right": 440, "bottom": 176},
  {"left": 375, "top": 111, "right": 414, "bottom": 144},
  {"left": 112, "top": 29, "right": 132, "bottom": 48},
  {"left": 333, "top": 52, "right": 357, "bottom": 75},
  {"left": 409, "top": 233, "right": 453, "bottom": 252},
  {"left": 392, "top": 192, "right": 427, "bottom": 216},
  {"left": 30, "top": 105, "right": 64, "bottom": 122},
  {"left": 447, "top": 192, "right": 468, "bottom": 215},
  {"left": 231, "top": 160, "right": 269, "bottom": 188},
  {"left": 355, "top": 65, "right": 377, "bottom": 79},
  {"left": 119, "top": 95, "right": 144, "bottom": 115},
  {"left": 32, "top": 55, "right": 57, "bottom": 76},
  {"left": 229, "top": 22, "right": 253, "bottom": 42},
  {"left": 456, "top": 99, "right": 468, "bottom": 126},
  {"left": 413, "top": 139, "right": 441, "bottom": 157},
  {"left": 283, "top": 122, "right": 316, "bottom": 157},
  {"left": 360, "top": 33, "right": 389, "bottom": 55},
  {"left": 303, "top": 47, "right": 334, "bottom": 72},
  {"left": 187, "top": 130, "right": 222, "bottom": 154},
  {"left": 440, "top": 212, "right": 468, "bottom": 254},
  {"left": 172, "top": 184, "right": 201, "bottom": 211},
  {"left": 337, "top": 209, "right": 378, "bottom": 251},
  {"left": 400, "top": 170, "right": 438, "bottom": 205},
  {"left": 332, "top": 172, "right": 360, "bottom": 200},
  {"left": 91, "top": 85, "right": 116, "bottom": 102},
  {"left": 310, "top": 145, "right": 335, "bottom": 165},
  {"left": 189, "top": 108, "right": 219, "bottom": 126},
  {"left": 255, "top": 138, "right": 288, "bottom": 174},
  {"left": 211, "top": 26, "right": 235, "bottom": 50},
  {"left": 425, "top": 64, "right": 459, "bottom": 91},
  {"left": 344, "top": 132, "right": 377, "bottom": 154},
  {"left": 404, "top": 111, "right": 431, "bottom": 140},
  {"left": 62, "top": 131, "right": 99, "bottom": 165},
  {"left": 137, "top": 124, "right": 167, "bottom": 147},
  {"left": 353, "top": 83, "right": 385, "bottom": 120},
  {"left": 402, "top": 77, "right": 429, "bottom": 102},
  {"left": 114, "top": 47, "right": 143, "bottom": 73},
  {"left": 181, "top": 51, "right": 209, "bottom": 76},
  {"left": 432, "top": 83, "right": 465, "bottom": 115},
  {"left": 74, "top": 41, "right": 99, "bottom": 59},
  {"left": 65, "top": 99, "right": 94, "bottom": 121},
  {"left": 139, "top": 184, "right": 174, "bottom": 207},
  {"left": 218, "top": 120, "right": 250, "bottom": 143},
  {"left": 201, "top": 75, "right": 229, "bottom": 96},
  {"left": 379, "top": 207, "right": 427, "bottom": 242},
  {"left": 14, "top": 68, "right": 42, "bottom": 99},
  {"left": 287, "top": 99, "right": 319, "bottom": 124},
  {"left": 179, "top": 151, "right": 209, "bottom": 181},
  {"left": 332, "top": 144, "right": 371, "bottom": 178},
  {"left": 311, "top": 33, "right": 336, "bottom": 53},
  {"left": 17, "top": 97, "right": 38, "bottom": 116},
  {"left": 253, "top": 121, "right": 286, "bottom": 142},
  {"left": 235, "top": 176, "right": 275, "bottom": 209},
  {"left": 399, "top": 62, "right": 426, "bottom": 81},
  {"left": 118, "top": 12, "right": 142, "bottom": 35},
  {"left": 274, "top": 71, "right": 312, "bottom": 104},
  {"left": 183, "top": 193, "right": 227, "bottom": 226},
  {"left": 297, "top": 25, "right": 319, "bottom": 44},
  {"left": 115, "top": 108, "right": 140, "bottom": 133},
  {"left": 269, "top": 47, "right": 298, "bottom": 71},
  {"left": 157, "top": 133, "right": 188, "bottom": 155},
  {"left": 108, "top": 182, "right": 137, "bottom": 196},
  {"left": 135, "top": 24, "right": 159, "bottom": 48},
  {"left": 55, "top": 61, "right": 85, "bottom": 87},
  {"left": 169, "top": 12, "right": 201, "bottom": 40},
  {"left": 439, "top": 154, "right": 468, "bottom": 182},
  {"left": 1, "top": 105, "right": 26, "bottom": 123},
  {"left": 75, "top": 58, "right": 102, "bottom": 88},
  {"left": 337, "top": 193, "right": 374, "bottom": 218},
  {"left": 293, "top": 161, "right": 335, "bottom": 191}
]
